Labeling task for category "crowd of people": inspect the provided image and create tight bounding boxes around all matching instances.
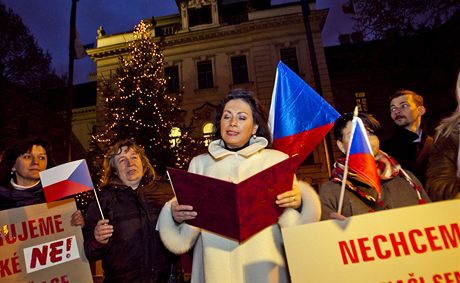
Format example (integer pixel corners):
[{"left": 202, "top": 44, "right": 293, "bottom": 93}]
[{"left": 0, "top": 75, "right": 459, "bottom": 282}]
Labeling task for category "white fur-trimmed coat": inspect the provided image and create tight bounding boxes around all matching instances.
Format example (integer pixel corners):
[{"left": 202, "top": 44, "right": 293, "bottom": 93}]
[{"left": 159, "top": 138, "right": 321, "bottom": 283}]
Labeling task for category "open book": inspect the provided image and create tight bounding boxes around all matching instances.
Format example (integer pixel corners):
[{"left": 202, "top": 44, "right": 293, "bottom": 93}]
[{"left": 167, "top": 157, "right": 297, "bottom": 242}]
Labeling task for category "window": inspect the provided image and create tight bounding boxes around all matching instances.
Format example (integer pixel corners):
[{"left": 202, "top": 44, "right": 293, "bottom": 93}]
[
  {"left": 189, "top": 6, "right": 212, "bottom": 27},
  {"left": 165, "top": 65, "right": 180, "bottom": 93},
  {"left": 197, "top": 60, "right": 214, "bottom": 89},
  {"left": 203, "top": 122, "right": 214, "bottom": 146},
  {"left": 280, "top": 47, "right": 299, "bottom": 74},
  {"left": 231, "top": 55, "right": 249, "bottom": 84},
  {"left": 355, "top": 92, "right": 368, "bottom": 112},
  {"left": 169, "top": 127, "right": 181, "bottom": 148}
]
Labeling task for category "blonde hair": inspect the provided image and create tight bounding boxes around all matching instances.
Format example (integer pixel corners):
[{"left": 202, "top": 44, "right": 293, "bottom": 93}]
[{"left": 434, "top": 71, "right": 460, "bottom": 141}]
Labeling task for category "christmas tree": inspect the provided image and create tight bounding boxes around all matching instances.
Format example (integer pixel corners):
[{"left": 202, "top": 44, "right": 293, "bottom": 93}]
[{"left": 91, "top": 20, "right": 200, "bottom": 179}]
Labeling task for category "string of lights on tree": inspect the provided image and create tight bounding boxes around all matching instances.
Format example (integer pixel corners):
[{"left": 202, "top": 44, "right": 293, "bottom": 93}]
[{"left": 89, "top": 20, "right": 202, "bottom": 187}]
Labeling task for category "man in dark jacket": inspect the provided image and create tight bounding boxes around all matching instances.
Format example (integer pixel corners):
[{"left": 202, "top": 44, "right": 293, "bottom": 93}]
[{"left": 382, "top": 89, "right": 433, "bottom": 185}]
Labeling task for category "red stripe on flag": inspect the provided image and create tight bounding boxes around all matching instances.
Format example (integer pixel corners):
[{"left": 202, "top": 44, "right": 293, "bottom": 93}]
[
  {"left": 272, "top": 123, "right": 334, "bottom": 166},
  {"left": 349, "top": 153, "right": 381, "bottom": 195},
  {"left": 43, "top": 180, "right": 94, "bottom": 203}
]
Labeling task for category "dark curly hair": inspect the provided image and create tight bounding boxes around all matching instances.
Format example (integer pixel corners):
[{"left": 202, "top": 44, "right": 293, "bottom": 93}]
[
  {"left": 213, "top": 89, "right": 272, "bottom": 146},
  {"left": 334, "top": 112, "right": 381, "bottom": 141},
  {"left": 0, "top": 137, "right": 56, "bottom": 185}
]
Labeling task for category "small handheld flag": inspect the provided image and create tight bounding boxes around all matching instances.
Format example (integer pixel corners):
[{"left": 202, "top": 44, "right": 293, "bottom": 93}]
[
  {"left": 40, "top": 159, "right": 105, "bottom": 219},
  {"left": 40, "top": 159, "right": 94, "bottom": 202},
  {"left": 269, "top": 61, "right": 339, "bottom": 166},
  {"left": 337, "top": 108, "right": 381, "bottom": 214}
]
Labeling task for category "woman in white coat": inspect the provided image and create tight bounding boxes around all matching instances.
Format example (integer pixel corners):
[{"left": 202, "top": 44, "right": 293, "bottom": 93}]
[{"left": 158, "top": 89, "right": 321, "bottom": 283}]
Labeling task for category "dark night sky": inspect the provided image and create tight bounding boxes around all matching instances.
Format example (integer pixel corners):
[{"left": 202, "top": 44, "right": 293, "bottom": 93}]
[{"left": 2, "top": 0, "right": 353, "bottom": 84}]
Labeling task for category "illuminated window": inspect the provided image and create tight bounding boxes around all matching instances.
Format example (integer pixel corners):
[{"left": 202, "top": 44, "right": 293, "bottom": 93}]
[
  {"left": 355, "top": 92, "right": 368, "bottom": 112},
  {"left": 170, "top": 127, "right": 181, "bottom": 148},
  {"left": 203, "top": 122, "right": 214, "bottom": 146}
]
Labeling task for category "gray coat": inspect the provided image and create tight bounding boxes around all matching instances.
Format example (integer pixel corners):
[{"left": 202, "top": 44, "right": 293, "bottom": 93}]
[{"left": 319, "top": 171, "right": 430, "bottom": 220}]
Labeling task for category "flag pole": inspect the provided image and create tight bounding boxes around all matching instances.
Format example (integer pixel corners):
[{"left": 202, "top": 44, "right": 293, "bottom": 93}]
[
  {"left": 337, "top": 107, "right": 359, "bottom": 214},
  {"left": 65, "top": 0, "right": 78, "bottom": 162},
  {"left": 93, "top": 189, "right": 105, "bottom": 220},
  {"left": 300, "top": 0, "right": 335, "bottom": 174}
]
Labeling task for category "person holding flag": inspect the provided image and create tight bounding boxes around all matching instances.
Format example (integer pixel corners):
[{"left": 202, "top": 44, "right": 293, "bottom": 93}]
[
  {"left": 83, "top": 139, "right": 179, "bottom": 282},
  {"left": 319, "top": 112, "right": 430, "bottom": 220},
  {"left": 0, "top": 136, "right": 85, "bottom": 226}
]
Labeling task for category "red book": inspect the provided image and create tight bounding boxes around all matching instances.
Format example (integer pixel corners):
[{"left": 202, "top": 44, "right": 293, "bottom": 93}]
[{"left": 167, "top": 157, "right": 298, "bottom": 242}]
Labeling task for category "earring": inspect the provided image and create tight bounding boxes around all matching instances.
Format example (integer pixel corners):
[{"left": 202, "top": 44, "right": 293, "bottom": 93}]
[{"left": 252, "top": 134, "right": 257, "bottom": 140}]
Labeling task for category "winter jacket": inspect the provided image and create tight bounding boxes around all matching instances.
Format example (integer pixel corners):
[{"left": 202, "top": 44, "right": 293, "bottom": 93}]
[
  {"left": 426, "top": 126, "right": 460, "bottom": 200},
  {"left": 158, "top": 137, "right": 321, "bottom": 283},
  {"left": 319, "top": 171, "right": 430, "bottom": 220},
  {"left": 0, "top": 181, "right": 45, "bottom": 211},
  {"left": 83, "top": 176, "right": 177, "bottom": 283},
  {"left": 381, "top": 127, "right": 433, "bottom": 185}
]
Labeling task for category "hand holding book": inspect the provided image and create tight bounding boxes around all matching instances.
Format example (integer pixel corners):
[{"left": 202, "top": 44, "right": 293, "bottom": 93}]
[
  {"left": 171, "top": 200, "right": 197, "bottom": 223},
  {"left": 167, "top": 157, "right": 298, "bottom": 242}
]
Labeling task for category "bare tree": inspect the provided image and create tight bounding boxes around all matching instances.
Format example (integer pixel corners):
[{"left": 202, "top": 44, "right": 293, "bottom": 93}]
[
  {"left": 343, "top": 0, "right": 460, "bottom": 39},
  {"left": 0, "top": 2, "right": 64, "bottom": 92}
]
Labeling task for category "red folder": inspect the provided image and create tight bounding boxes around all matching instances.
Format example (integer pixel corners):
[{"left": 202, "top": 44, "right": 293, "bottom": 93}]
[{"left": 167, "top": 157, "right": 298, "bottom": 242}]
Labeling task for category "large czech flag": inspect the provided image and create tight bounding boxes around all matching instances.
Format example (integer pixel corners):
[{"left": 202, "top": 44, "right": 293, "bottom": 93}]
[
  {"left": 40, "top": 159, "right": 95, "bottom": 203},
  {"left": 269, "top": 61, "right": 339, "bottom": 166},
  {"left": 347, "top": 116, "right": 381, "bottom": 196}
]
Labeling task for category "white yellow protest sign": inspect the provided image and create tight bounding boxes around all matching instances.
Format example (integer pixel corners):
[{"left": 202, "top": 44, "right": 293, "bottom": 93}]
[
  {"left": 0, "top": 199, "right": 92, "bottom": 283},
  {"left": 282, "top": 199, "right": 460, "bottom": 283}
]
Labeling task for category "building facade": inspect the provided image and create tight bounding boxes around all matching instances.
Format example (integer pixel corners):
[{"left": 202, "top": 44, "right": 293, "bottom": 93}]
[{"left": 87, "top": 0, "right": 335, "bottom": 186}]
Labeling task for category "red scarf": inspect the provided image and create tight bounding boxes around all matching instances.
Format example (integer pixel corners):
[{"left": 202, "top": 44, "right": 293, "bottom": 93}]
[{"left": 332, "top": 151, "right": 425, "bottom": 210}]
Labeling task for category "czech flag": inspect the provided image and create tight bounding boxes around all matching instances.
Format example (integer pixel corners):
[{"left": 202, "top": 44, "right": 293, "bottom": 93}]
[
  {"left": 40, "top": 159, "right": 95, "bottom": 203},
  {"left": 347, "top": 116, "right": 381, "bottom": 196},
  {"left": 269, "top": 61, "right": 339, "bottom": 166}
]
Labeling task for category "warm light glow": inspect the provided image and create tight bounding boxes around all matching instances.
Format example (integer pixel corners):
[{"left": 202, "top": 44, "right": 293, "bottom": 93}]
[
  {"left": 203, "top": 122, "right": 214, "bottom": 146},
  {"left": 92, "top": 20, "right": 197, "bottom": 171}
]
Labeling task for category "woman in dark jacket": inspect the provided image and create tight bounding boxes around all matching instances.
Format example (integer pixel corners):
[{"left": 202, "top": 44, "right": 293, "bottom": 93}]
[
  {"left": 0, "top": 136, "right": 85, "bottom": 225},
  {"left": 0, "top": 137, "right": 57, "bottom": 210},
  {"left": 83, "top": 139, "right": 177, "bottom": 283}
]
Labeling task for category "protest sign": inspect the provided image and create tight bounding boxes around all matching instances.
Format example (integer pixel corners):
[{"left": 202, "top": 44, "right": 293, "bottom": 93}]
[
  {"left": 0, "top": 199, "right": 93, "bottom": 283},
  {"left": 282, "top": 199, "right": 460, "bottom": 283}
]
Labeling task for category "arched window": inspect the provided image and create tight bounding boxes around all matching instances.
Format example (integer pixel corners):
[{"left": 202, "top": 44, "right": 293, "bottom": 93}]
[{"left": 203, "top": 122, "right": 214, "bottom": 146}]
